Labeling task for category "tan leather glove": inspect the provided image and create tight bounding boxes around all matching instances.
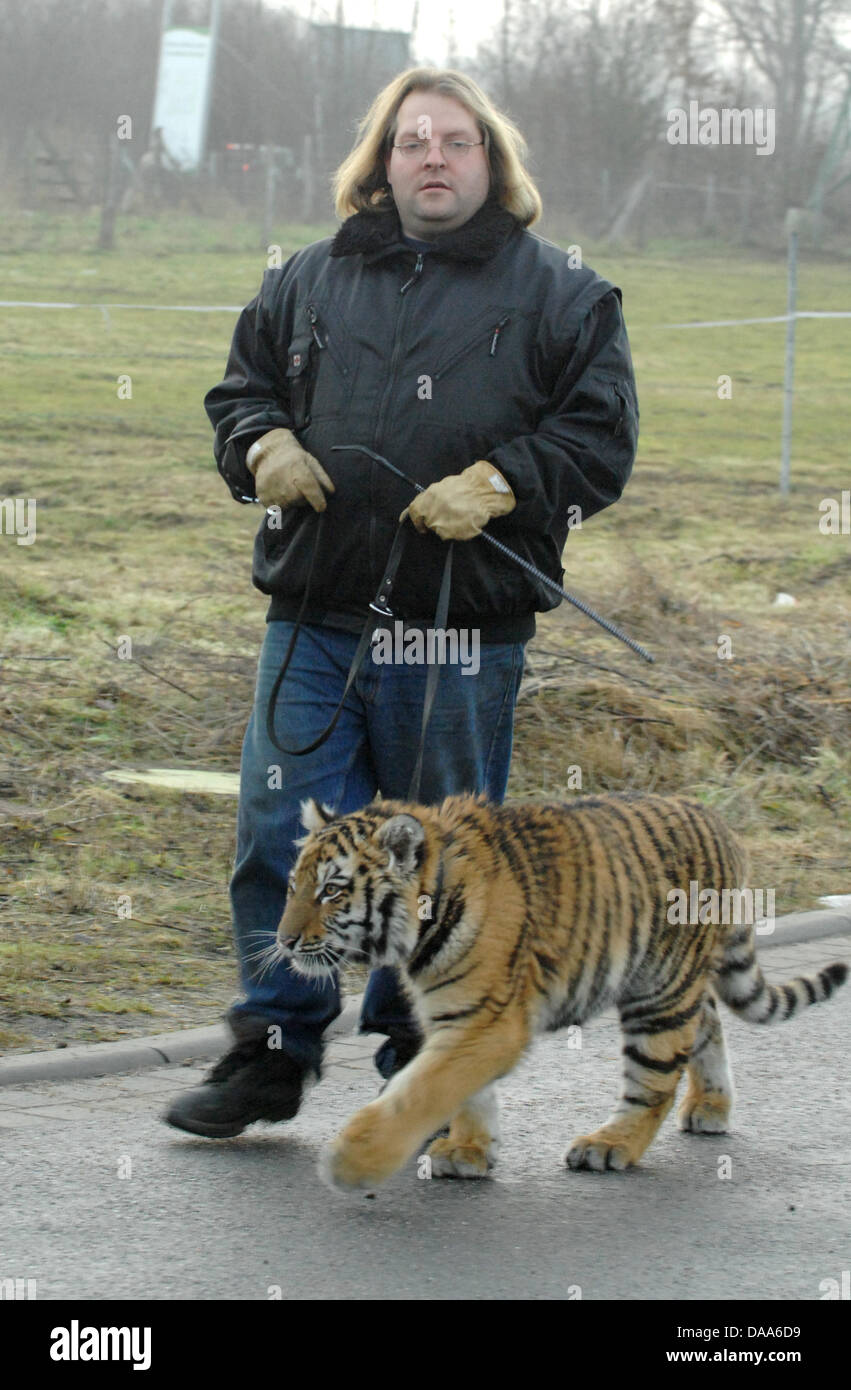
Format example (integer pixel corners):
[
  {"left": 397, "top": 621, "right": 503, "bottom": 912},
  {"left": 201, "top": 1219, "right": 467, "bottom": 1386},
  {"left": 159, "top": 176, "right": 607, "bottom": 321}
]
[
  {"left": 400, "top": 461, "right": 515, "bottom": 541},
  {"left": 246, "top": 428, "right": 335, "bottom": 512}
]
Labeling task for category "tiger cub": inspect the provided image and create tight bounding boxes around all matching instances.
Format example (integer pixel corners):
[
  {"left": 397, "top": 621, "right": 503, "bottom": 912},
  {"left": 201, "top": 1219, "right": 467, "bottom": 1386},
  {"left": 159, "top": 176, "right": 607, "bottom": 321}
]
[{"left": 276, "top": 792, "right": 847, "bottom": 1193}]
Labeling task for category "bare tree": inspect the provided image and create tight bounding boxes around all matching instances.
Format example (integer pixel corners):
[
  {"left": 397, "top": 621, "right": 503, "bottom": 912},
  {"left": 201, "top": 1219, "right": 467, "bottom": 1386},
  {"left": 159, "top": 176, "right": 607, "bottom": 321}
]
[
  {"left": 711, "top": 0, "right": 851, "bottom": 204},
  {"left": 473, "top": 0, "right": 675, "bottom": 228}
]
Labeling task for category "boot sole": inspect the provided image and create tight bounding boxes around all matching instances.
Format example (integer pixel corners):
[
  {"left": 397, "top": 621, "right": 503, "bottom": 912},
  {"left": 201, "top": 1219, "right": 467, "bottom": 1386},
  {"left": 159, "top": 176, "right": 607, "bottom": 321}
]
[
  {"left": 163, "top": 1100, "right": 301, "bottom": 1139},
  {"left": 163, "top": 1108, "right": 249, "bottom": 1139}
]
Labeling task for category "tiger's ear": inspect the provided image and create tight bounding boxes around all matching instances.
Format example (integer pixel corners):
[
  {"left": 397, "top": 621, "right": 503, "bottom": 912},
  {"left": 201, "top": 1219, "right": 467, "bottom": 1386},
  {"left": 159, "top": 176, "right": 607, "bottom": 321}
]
[
  {"left": 377, "top": 813, "right": 425, "bottom": 875},
  {"left": 300, "top": 798, "right": 336, "bottom": 833}
]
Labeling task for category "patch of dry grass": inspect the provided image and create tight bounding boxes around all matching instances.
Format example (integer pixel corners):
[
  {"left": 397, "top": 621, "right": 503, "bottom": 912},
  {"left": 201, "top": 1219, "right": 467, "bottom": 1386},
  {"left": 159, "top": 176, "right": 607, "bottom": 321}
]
[{"left": 512, "top": 564, "right": 849, "bottom": 909}]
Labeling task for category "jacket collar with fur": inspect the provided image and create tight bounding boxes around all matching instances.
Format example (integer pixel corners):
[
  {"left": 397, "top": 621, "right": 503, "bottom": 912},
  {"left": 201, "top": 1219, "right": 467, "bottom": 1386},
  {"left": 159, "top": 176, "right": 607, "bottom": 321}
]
[{"left": 329, "top": 195, "right": 521, "bottom": 265}]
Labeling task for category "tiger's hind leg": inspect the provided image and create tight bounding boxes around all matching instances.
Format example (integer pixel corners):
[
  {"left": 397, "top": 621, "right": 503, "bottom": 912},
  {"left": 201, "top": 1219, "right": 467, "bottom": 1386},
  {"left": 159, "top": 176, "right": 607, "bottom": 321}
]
[
  {"left": 566, "top": 989, "right": 703, "bottom": 1172},
  {"left": 426, "top": 1084, "right": 500, "bottom": 1179},
  {"left": 677, "top": 990, "right": 734, "bottom": 1134}
]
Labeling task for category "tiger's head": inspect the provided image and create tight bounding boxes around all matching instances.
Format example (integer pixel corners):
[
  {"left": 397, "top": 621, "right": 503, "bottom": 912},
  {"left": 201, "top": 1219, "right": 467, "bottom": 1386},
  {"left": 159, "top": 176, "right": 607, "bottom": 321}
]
[{"left": 277, "top": 798, "right": 435, "bottom": 980}]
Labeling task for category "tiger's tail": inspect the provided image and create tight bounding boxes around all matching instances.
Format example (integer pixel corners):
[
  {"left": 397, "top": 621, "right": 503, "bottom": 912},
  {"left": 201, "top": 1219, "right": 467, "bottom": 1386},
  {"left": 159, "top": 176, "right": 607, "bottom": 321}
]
[{"left": 715, "top": 924, "right": 848, "bottom": 1023}]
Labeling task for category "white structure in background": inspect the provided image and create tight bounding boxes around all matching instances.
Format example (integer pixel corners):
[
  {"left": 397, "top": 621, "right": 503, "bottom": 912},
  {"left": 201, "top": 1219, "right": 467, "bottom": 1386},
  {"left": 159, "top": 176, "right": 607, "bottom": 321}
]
[{"left": 151, "top": 0, "right": 221, "bottom": 171}]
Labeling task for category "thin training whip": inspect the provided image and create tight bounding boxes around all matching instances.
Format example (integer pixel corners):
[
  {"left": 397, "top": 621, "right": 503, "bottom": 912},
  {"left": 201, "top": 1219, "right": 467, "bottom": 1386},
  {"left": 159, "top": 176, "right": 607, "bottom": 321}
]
[{"left": 330, "top": 444, "right": 654, "bottom": 664}]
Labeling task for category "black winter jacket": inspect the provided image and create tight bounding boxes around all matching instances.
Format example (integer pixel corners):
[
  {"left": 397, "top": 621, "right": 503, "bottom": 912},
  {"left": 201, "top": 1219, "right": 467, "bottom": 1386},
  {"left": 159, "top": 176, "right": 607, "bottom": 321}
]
[{"left": 205, "top": 197, "right": 639, "bottom": 642}]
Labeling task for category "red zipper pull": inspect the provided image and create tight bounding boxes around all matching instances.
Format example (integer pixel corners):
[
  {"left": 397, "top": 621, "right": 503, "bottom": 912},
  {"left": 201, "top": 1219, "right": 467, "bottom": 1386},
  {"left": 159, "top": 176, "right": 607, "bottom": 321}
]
[{"left": 490, "top": 316, "right": 510, "bottom": 356}]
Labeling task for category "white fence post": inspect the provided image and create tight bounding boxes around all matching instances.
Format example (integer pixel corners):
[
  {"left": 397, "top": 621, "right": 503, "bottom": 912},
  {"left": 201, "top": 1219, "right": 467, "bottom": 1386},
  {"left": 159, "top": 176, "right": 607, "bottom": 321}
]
[{"left": 780, "top": 208, "right": 801, "bottom": 495}]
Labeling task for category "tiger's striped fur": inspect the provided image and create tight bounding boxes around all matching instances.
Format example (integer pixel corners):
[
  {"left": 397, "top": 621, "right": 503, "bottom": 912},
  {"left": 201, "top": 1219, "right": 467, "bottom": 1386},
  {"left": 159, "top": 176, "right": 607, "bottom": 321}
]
[{"left": 276, "top": 792, "right": 847, "bottom": 1192}]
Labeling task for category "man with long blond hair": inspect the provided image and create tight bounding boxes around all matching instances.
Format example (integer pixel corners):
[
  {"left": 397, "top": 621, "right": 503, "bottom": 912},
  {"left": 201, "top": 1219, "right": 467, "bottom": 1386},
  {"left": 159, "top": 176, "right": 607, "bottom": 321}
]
[{"left": 166, "top": 68, "right": 638, "bottom": 1139}]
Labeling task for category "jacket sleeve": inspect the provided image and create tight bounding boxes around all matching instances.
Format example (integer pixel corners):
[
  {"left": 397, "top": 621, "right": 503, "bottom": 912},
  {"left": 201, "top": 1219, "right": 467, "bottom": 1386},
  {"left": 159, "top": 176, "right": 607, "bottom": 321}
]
[
  {"left": 486, "top": 288, "right": 638, "bottom": 533},
  {"left": 203, "top": 271, "right": 293, "bottom": 503}
]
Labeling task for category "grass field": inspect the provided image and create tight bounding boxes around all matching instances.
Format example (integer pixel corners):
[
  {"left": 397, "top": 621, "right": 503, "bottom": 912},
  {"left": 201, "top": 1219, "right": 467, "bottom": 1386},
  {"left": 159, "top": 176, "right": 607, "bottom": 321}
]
[{"left": 1, "top": 208, "right": 849, "bottom": 1050}]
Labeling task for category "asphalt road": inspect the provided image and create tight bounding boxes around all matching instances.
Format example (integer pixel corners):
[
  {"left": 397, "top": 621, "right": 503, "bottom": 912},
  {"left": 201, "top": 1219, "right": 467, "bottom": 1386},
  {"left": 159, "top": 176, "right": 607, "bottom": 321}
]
[{"left": 1, "top": 934, "right": 848, "bottom": 1302}]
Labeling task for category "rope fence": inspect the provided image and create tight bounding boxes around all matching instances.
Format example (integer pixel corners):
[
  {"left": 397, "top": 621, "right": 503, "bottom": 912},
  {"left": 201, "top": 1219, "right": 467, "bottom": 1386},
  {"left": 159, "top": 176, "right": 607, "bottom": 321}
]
[{"left": 2, "top": 297, "right": 848, "bottom": 493}]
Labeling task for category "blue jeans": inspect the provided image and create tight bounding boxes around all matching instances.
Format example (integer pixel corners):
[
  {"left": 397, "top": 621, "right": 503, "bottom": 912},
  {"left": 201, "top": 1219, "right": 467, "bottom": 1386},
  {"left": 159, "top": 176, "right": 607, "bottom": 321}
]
[{"left": 228, "top": 620, "right": 525, "bottom": 1073}]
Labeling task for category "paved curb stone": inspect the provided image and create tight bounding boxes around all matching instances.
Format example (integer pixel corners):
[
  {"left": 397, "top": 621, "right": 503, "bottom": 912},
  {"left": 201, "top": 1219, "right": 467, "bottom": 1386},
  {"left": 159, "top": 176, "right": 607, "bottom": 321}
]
[{"left": 1, "top": 909, "right": 848, "bottom": 1088}]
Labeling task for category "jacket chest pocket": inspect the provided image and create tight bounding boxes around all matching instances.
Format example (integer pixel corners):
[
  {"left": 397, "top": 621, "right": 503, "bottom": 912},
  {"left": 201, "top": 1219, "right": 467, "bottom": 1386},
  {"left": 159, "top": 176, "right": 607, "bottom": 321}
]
[
  {"left": 285, "top": 332, "right": 315, "bottom": 430},
  {"left": 422, "top": 308, "right": 545, "bottom": 438},
  {"left": 285, "top": 301, "right": 355, "bottom": 426},
  {"left": 431, "top": 308, "right": 513, "bottom": 381}
]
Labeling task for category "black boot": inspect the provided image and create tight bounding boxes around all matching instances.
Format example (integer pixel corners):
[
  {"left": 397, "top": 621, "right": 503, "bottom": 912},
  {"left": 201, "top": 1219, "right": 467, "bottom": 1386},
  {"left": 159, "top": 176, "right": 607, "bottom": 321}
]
[
  {"left": 373, "top": 1030, "right": 422, "bottom": 1082},
  {"left": 163, "top": 1030, "right": 312, "bottom": 1139},
  {"left": 375, "top": 1033, "right": 449, "bottom": 1141}
]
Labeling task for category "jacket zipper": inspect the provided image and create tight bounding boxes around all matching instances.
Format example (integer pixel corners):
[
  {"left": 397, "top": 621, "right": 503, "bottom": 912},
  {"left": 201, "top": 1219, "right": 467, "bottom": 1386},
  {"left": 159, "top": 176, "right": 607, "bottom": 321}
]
[
  {"left": 612, "top": 384, "right": 628, "bottom": 437},
  {"left": 307, "top": 301, "right": 351, "bottom": 378},
  {"left": 399, "top": 252, "right": 424, "bottom": 296},
  {"left": 433, "top": 315, "right": 512, "bottom": 379},
  {"left": 490, "top": 315, "right": 510, "bottom": 355},
  {"left": 375, "top": 256, "right": 424, "bottom": 438},
  {"left": 306, "top": 303, "right": 325, "bottom": 349},
  {"left": 370, "top": 253, "right": 425, "bottom": 578}
]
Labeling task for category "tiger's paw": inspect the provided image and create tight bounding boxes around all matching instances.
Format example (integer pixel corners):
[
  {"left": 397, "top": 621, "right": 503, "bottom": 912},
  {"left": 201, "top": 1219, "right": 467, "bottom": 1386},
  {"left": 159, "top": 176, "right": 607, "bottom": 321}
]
[
  {"left": 318, "top": 1141, "right": 377, "bottom": 1195},
  {"left": 317, "top": 1108, "right": 406, "bottom": 1194},
  {"left": 426, "top": 1135, "right": 496, "bottom": 1179},
  {"left": 677, "top": 1095, "right": 730, "bottom": 1134},
  {"left": 565, "top": 1134, "right": 633, "bottom": 1173}
]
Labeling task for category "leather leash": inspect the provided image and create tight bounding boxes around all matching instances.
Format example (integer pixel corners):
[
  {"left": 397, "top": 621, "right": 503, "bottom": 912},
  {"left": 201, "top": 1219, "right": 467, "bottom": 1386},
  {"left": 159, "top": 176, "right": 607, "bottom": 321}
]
[{"left": 264, "top": 512, "right": 453, "bottom": 802}]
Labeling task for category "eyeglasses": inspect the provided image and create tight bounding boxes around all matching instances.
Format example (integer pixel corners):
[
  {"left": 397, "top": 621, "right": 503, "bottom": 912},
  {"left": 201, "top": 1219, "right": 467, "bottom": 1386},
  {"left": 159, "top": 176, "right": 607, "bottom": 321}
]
[{"left": 392, "top": 140, "right": 484, "bottom": 160}]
